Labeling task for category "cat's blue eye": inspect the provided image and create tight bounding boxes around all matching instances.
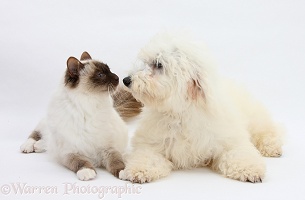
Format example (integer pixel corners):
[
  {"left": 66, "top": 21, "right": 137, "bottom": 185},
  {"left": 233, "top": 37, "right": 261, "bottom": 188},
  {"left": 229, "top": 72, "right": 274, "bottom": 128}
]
[{"left": 98, "top": 73, "right": 106, "bottom": 78}]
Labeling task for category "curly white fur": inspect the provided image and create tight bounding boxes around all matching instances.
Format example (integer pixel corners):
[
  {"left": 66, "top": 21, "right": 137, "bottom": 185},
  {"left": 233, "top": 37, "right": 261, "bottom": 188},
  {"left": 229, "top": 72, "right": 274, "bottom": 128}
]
[{"left": 120, "top": 32, "right": 283, "bottom": 183}]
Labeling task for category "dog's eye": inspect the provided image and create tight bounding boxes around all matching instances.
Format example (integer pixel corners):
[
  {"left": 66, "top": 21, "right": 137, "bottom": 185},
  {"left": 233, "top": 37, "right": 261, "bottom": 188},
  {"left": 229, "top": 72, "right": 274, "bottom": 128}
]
[
  {"left": 153, "top": 62, "right": 163, "bottom": 69},
  {"left": 151, "top": 60, "right": 163, "bottom": 70},
  {"left": 157, "top": 62, "right": 163, "bottom": 69}
]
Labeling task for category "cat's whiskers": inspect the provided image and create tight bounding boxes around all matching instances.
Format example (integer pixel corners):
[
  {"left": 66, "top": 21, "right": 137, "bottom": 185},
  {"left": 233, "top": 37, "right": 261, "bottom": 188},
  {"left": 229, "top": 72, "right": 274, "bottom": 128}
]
[
  {"left": 108, "top": 83, "right": 117, "bottom": 97},
  {"left": 110, "top": 86, "right": 132, "bottom": 107}
]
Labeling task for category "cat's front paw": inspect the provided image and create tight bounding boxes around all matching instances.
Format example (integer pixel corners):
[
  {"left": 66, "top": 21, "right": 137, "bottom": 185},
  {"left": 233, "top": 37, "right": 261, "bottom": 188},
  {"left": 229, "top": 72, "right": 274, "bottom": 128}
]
[
  {"left": 33, "top": 140, "right": 46, "bottom": 153},
  {"left": 119, "top": 168, "right": 153, "bottom": 184},
  {"left": 20, "top": 138, "right": 46, "bottom": 153},
  {"left": 77, "top": 168, "right": 97, "bottom": 181},
  {"left": 109, "top": 160, "right": 125, "bottom": 178},
  {"left": 20, "top": 138, "right": 36, "bottom": 153}
]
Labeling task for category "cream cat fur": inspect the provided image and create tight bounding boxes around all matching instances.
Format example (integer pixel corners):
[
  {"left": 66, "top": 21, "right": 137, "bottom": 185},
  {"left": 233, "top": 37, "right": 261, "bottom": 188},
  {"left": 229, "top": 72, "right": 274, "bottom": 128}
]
[{"left": 21, "top": 52, "right": 129, "bottom": 180}]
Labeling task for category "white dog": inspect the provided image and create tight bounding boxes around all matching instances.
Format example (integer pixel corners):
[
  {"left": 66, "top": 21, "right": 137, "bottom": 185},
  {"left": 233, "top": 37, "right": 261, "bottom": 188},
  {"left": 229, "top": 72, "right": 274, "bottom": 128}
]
[{"left": 119, "top": 32, "right": 283, "bottom": 183}]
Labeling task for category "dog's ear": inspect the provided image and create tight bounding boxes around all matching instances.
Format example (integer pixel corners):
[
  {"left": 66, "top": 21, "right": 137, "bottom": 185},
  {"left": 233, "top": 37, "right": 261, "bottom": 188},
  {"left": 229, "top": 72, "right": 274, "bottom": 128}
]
[{"left": 187, "top": 78, "right": 205, "bottom": 101}]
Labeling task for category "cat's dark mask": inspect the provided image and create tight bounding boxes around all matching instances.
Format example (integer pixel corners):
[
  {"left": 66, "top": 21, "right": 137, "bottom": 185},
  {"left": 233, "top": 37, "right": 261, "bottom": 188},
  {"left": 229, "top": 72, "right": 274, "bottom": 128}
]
[{"left": 65, "top": 52, "right": 119, "bottom": 91}]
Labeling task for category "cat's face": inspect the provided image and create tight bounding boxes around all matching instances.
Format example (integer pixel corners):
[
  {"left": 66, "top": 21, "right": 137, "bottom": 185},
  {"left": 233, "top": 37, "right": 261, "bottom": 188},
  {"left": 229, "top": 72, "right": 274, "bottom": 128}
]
[{"left": 65, "top": 52, "right": 119, "bottom": 93}]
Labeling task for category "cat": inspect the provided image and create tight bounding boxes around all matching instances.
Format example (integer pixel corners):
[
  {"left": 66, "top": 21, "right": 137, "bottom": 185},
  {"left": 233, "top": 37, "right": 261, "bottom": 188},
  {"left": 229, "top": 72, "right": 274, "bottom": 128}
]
[{"left": 20, "top": 52, "right": 141, "bottom": 180}]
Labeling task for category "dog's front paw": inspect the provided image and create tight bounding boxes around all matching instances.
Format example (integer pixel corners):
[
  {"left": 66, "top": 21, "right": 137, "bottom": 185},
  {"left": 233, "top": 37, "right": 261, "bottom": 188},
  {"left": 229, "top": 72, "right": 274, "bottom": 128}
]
[
  {"left": 77, "top": 168, "right": 97, "bottom": 181},
  {"left": 223, "top": 163, "right": 265, "bottom": 183},
  {"left": 257, "top": 137, "right": 283, "bottom": 157},
  {"left": 217, "top": 148, "right": 266, "bottom": 183},
  {"left": 221, "top": 159, "right": 265, "bottom": 183},
  {"left": 119, "top": 169, "right": 153, "bottom": 184}
]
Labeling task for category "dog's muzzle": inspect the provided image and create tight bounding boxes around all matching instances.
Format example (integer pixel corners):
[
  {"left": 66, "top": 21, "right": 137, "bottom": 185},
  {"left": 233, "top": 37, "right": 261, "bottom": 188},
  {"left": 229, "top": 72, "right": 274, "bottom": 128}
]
[{"left": 123, "top": 76, "right": 132, "bottom": 87}]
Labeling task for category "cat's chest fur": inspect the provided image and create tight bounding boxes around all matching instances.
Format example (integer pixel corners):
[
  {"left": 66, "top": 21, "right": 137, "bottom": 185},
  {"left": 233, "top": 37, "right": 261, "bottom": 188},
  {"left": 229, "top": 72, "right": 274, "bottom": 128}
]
[
  {"left": 66, "top": 93, "right": 110, "bottom": 130},
  {"left": 47, "top": 86, "right": 128, "bottom": 162}
]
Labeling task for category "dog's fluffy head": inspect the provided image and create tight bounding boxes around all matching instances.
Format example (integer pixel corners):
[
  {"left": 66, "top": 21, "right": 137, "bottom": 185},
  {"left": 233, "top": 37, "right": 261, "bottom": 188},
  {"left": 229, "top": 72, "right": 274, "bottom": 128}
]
[{"left": 124, "top": 32, "right": 217, "bottom": 113}]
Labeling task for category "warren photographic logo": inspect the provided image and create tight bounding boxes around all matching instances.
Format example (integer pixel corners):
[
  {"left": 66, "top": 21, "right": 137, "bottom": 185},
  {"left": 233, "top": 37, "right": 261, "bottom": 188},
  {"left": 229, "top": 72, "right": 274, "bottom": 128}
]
[{"left": 1, "top": 182, "right": 142, "bottom": 199}]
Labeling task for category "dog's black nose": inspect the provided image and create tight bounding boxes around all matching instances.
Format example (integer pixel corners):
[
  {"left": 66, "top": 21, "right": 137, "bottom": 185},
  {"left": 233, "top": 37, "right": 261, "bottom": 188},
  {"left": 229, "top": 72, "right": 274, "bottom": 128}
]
[{"left": 123, "top": 76, "right": 132, "bottom": 87}]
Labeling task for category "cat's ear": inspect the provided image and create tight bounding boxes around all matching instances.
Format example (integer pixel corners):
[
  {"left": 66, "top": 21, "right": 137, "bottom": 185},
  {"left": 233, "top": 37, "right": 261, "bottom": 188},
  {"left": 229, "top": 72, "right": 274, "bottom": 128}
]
[
  {"left": 80, "top": 51, "right": 92, "bottom": 61},
  {"left": 67, "top": 57, "right": 84, "bottom": 77}
]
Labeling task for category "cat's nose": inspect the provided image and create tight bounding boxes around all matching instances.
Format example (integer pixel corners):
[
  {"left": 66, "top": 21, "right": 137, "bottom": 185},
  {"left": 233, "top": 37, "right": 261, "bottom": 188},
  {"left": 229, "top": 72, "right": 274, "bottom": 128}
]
[
  {"left": 112, "top": 74, "right": 119, "bottom": 86},
  {"left": 113, "top": 74, "right": 119, "bottom": 81},
  {"left": 123, "top": 76, "right": 132, "bottom": 87}
]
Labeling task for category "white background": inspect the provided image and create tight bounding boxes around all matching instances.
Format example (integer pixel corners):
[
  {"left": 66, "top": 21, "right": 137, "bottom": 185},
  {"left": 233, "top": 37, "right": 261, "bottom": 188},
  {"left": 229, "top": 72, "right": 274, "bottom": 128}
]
[{"left": 1, "top": 0, "right": 305, "bottom": 199}]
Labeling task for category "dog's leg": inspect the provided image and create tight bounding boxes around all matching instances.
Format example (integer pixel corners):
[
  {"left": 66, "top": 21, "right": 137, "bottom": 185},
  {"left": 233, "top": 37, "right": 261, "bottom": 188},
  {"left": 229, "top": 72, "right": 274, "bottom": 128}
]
[
  {"left": 228, "top": 82, "right": 283, "bottom": 157},
  {"left": 62, "top": 153, "right": 97, "bottom": 181},
  {"left": 212, "top": 143, "right": 266, "bottom": 183},
  {"left": 119, "top": 149, "right": 173, "bottom": 183},
  {"left": 20, "top": 119, "right": 48, "bottom": 153},
  {"left": 243, "top": 101, "right": 284, "bottom": 157},
  {"left": 249, "top": 119, "right": 283, "bottom": 157}
]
